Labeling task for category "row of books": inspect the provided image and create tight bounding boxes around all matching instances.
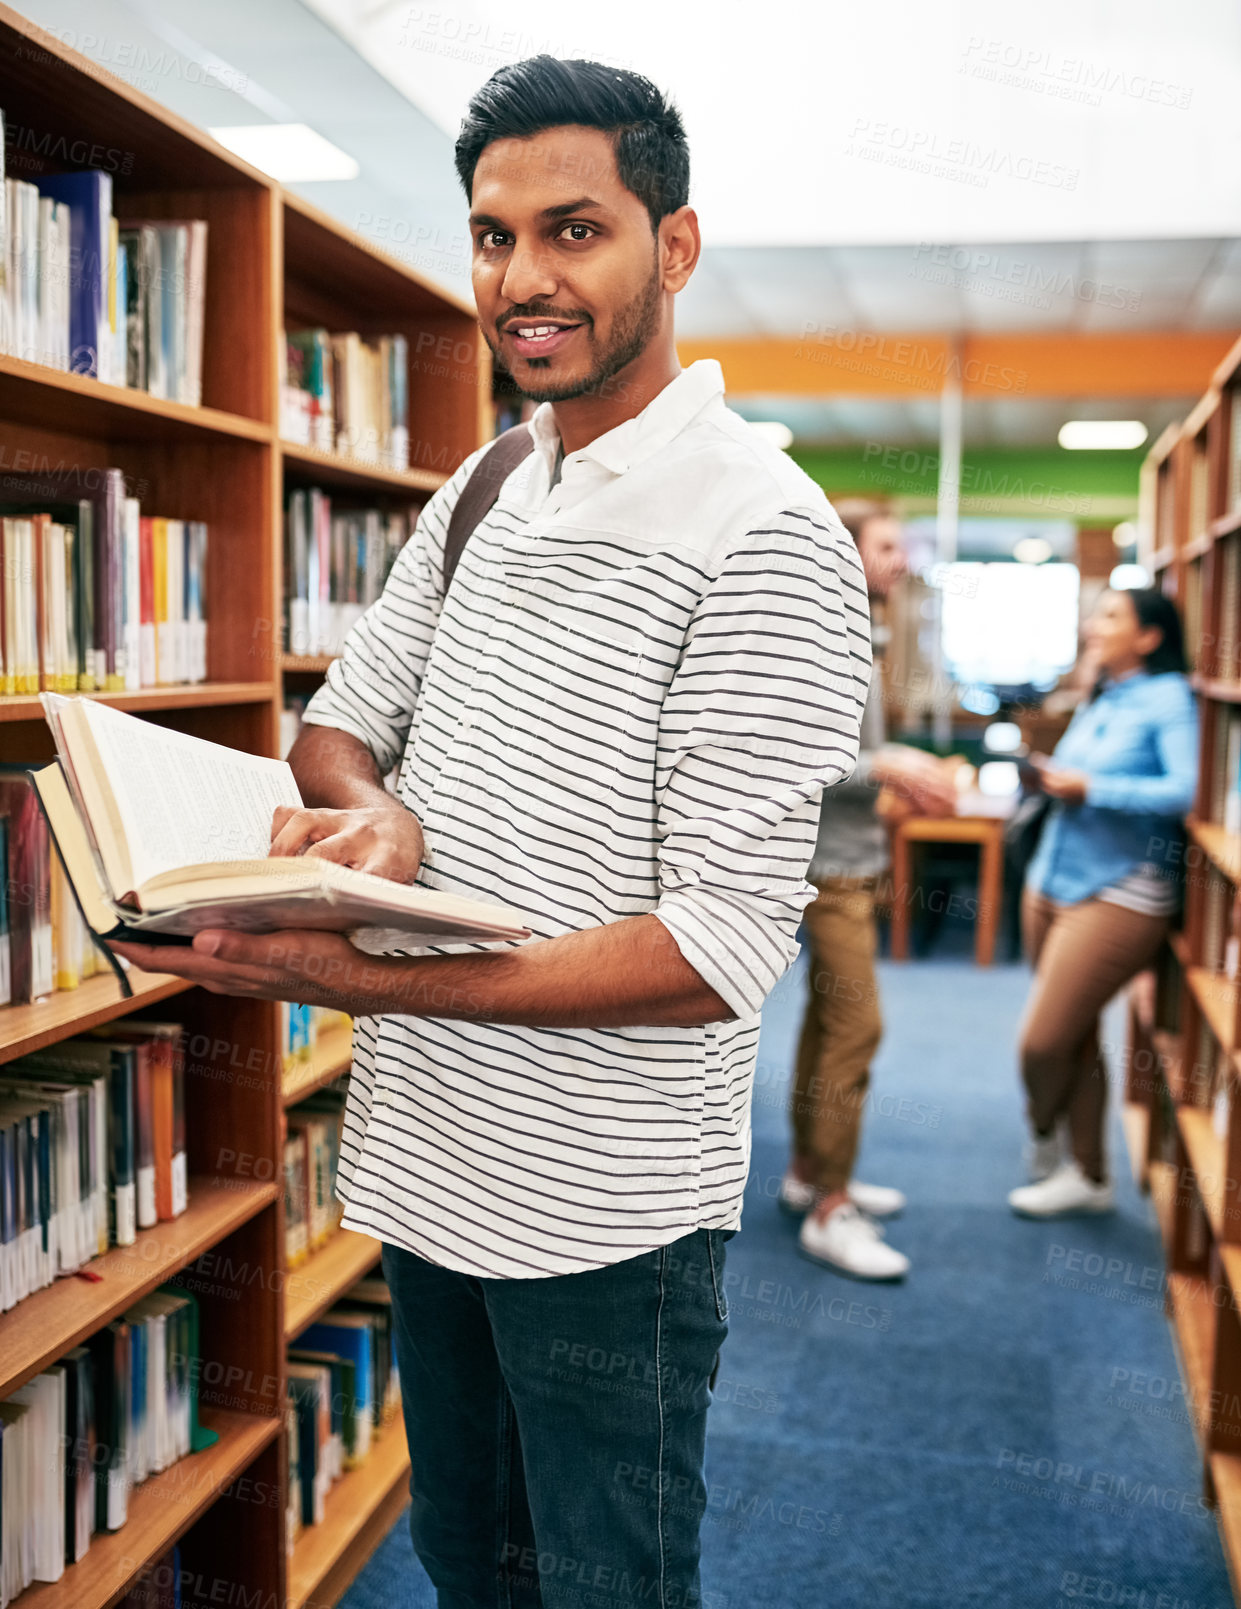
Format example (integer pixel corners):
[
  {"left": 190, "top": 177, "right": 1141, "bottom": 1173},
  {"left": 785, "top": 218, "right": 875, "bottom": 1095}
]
[
  {"left": 280, "top": 329, "right": 410, "bottom": 470},
  {"left": 0, "top": 477, "right": 208, "bottom": 694},
  {"left": 286, "top": 1278, "right": 400, "bottom": 1548},
  {"left": 1, "top": 127, "right": 207, "bottom": 402},
  {"left": 284, "top": 489, "right": 412, "bottom": 658},
  {"left": 280, "top": 999, "right": 352, "bottom": 1077},
  {"left": 1, "top": 1022, "right": 188, "bottom": 1313},
  {"left": 284, "top": 1083, "right": 347, "bottom": 1267},
  {"left": 0, "top": 1285, "right": 210, "bottom": 1605}
]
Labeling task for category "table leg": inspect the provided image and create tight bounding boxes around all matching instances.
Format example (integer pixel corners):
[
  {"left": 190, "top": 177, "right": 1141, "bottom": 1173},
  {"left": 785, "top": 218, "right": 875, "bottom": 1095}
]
[
  {"left": 891, "top": 829, "right": 911, "bottom": 961},
  {"left": 975, "top": 826, "right": 1003, "bottom": 967}
]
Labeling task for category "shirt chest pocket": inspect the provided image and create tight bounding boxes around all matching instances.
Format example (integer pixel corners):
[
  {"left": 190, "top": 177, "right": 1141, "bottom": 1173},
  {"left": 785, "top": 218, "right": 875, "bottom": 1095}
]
[{"left": 498, "top": 536, "right": 652, "bottom": 707}]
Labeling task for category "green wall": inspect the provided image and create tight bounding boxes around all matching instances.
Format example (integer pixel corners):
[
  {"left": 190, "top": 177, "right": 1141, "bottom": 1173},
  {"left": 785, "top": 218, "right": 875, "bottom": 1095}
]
[{"left": 790, "top": 444, "right": 1143, "bottom": 519}]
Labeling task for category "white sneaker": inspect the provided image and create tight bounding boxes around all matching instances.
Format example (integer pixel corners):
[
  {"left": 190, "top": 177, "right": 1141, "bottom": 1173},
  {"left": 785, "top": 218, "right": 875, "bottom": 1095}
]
[
  {"left": 778, "top": 1171, "right": 817, "bottom": 1216},
  {"left": 1008, "top": 1160, "right": 1115, "bottom": 1219},
  {"left": 799, "top": 1202, "right": 910, "bottom": 1280},
  {"left": 1024, "top": 1129, "right": 1063, "bottom": 1182},
  {"left": 848, "top": 1180, "right": 906, "bottom": 1218}
]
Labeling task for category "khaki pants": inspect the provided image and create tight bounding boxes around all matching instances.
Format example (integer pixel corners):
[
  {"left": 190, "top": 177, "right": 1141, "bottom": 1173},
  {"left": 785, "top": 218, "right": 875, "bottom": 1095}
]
[
  {"left": 1020, "top": 888, "right": 1169, "bottom": 1182},
  {"left": 790, "top": 876, "right": 883, "bottom": 1194}
]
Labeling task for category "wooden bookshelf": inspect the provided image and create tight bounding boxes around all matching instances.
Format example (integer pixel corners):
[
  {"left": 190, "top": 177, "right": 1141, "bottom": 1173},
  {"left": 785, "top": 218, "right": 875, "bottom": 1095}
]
[
  {"left": 1127, "top": 332, "right": 1241, "bottom": 1591},
  {"left": 287, "top": 1418, "right": 411, "bottom": 1609},
  {"left": 0, "top": 9, "right": 490, "bottom": 1607},
  {"left": 284, "top": 1228, "right": 383, "bottom": 1342},
  {"left": 16, "top": 1408, "right": 281, "bottom": 1609}
]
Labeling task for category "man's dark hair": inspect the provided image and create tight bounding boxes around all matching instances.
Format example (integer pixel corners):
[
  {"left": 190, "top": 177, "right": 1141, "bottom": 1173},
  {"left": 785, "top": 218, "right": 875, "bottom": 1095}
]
[
  {"left": 454, "top": 56, "right": 689, "bottom": 233},
  {"left": 833, "top": 499, "right": 895, "bottom": 547}
]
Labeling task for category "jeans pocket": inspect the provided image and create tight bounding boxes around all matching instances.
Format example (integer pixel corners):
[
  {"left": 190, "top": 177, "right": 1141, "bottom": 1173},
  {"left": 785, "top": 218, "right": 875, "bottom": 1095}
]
[{"left": 706, "top": 1229, "right": 729, "bottom": 1323}]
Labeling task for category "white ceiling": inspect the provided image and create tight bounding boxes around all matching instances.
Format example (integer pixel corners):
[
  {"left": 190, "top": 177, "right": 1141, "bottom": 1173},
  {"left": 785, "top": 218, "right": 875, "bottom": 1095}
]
[
  {"left": 305, "top": 0, "right": 1241, "bottom": 249},
  {"left": 12, "top": 0, "right": 1239, "bottom": 449}
]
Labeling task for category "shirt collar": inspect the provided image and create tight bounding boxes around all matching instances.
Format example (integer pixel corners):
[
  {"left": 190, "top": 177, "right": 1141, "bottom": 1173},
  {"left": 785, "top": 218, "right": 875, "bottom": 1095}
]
[{"left": 529, "top": 359, "right": 725, "bottom": 479}]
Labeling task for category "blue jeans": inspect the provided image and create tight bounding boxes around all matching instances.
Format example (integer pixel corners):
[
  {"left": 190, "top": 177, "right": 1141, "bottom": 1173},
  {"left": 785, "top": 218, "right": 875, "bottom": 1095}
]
[{"left": 380, "top": 1227, "right": 732, "bottom": 1609}]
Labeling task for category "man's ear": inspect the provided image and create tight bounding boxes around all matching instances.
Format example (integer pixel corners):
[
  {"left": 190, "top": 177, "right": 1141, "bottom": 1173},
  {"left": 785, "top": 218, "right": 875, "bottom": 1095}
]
[{"left": 660, "top": 205, "right": 701, "bottom": 293}]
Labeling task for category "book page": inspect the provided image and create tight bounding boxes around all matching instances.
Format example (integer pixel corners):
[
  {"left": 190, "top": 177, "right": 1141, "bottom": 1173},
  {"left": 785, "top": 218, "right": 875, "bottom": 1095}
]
[{"left": 75, "top": 699, "right": 302, "bottom": 892}]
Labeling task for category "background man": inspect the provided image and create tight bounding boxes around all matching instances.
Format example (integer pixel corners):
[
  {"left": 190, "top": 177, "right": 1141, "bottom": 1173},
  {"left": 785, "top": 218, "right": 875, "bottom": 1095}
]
[{"left": 783, "top": 502, "right": 957, "bottom": 1280}]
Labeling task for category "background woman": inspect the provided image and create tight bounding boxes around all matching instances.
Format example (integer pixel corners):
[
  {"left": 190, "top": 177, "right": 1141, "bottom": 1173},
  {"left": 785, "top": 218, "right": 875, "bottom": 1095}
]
[{"left": 1009, "top": 587, "right": 1198, "bottom": 1218}]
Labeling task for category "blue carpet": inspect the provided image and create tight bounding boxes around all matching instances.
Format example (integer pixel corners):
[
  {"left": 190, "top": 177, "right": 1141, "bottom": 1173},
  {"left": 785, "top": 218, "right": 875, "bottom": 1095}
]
[{"left": 340, "top": 953, "right": 1233, "bottom": 1609}]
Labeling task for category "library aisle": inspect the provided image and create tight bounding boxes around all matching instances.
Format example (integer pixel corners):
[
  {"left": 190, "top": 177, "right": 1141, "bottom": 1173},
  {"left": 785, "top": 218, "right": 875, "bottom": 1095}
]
[{"left": 341, "top": 950, "right": 1233, "bottom": 1609}]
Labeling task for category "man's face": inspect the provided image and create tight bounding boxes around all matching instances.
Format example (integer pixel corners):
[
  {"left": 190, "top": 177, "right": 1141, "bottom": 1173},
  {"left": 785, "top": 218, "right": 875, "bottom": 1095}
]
[
  {"left": 469, "top": 124, "right": 666, "bottom": 403},
  {"left": 856, "top": 516, "right": 909, "bottom": 600}
]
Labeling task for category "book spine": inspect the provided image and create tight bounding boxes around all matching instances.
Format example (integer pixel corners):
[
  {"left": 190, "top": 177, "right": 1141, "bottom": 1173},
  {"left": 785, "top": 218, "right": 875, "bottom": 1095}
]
[
  {"left": 139, "top": 515, "right": 155, "bottom": 686},
  {"left": 75, "top": 500, "right": 96, "bottom": 689},
  {"left": 123, "top": 497, "right": 141, "bottom": 691}
]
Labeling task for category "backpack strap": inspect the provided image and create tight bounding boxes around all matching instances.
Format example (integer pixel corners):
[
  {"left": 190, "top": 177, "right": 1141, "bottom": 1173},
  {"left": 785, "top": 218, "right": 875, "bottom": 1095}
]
[{"left": 441, "top": 424, "right": 536, "bottom": 598}]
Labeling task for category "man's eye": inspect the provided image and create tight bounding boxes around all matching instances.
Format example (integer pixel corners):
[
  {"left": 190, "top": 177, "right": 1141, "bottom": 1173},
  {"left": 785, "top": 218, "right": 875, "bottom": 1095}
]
[
  {"left": 561, "top": 223, "right": 594, "bottom": 242},
  {"left": 479, "top": 230, "right": 509, "bottom": 250}
]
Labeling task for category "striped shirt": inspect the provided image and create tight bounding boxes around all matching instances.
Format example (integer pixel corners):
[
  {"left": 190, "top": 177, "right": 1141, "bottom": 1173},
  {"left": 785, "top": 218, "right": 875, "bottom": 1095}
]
[{"left": 302, "top": 359, "right": 870, "bottom": 1279}]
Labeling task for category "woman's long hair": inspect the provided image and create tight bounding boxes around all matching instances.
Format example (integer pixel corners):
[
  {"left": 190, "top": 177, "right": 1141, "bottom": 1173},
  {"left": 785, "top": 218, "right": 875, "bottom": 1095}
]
[{"left": 1123, "top": 587, "right": 1188, "bottom": 675}]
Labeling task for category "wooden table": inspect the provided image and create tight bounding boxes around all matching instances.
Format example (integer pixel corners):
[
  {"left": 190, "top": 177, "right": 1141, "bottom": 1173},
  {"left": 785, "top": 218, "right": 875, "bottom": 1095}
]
[{"left": 889, "top": 815, "right": 1006, "bottom": 966}]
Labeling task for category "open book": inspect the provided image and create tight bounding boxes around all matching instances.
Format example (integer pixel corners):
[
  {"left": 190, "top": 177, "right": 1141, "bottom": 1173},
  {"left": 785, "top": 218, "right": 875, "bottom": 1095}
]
[{"left": 36, "top": 694, "right": 530, "bottom": 946}]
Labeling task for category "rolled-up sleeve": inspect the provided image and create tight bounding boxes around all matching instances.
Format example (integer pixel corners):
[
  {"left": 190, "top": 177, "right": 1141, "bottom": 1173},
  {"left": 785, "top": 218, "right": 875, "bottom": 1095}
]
[
  {"left": 301, "top": 446, "right": 485, "bottom": 773},
  {"left": 653, "top": 506, "right": 872, "bottom": 1018}
]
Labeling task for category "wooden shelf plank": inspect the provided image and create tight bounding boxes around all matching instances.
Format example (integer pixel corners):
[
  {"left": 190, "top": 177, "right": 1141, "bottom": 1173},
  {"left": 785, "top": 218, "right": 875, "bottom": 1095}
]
[
  {"left": 1150, "top": 544, "right": 1176, "bottom": 572},
  {"left": 1208, "top": 1451, "right": 1241, "bottom": 1605},
  {"left": 282, "top": 1021, "right": 353, "bottom": 1108},
  {"left": 287, "top": 1417, "right": 410, "bottom": 1609},
  {"left": 1167, "top": 1270, "right": 1218, "bottom": 1448},
  {"left": 1186, "top": 531, "right": 1214, "bottom": 562},
  {"left": 1189, "top": 819, "right": 1241, "bottom": 882},
  {"left": 0, "top": 1177, "right": 278, "bottom": 1397},
  {"left": 0, "top": 683, "right": 276, "bottom": 723},
  {"left": 1187, "top": 967, "right": 1238, "bottom": 1054},
  {"left": 285, "top": 1228, "right": 382, "bottom": 1341},
  {"left": 0, "top": 352, "right": 271, "bottom": 444},
  {"left": 1179, "top": 1105, "right": 1228, "bottom": 1239},
  {"left": 1211, "top": 510, "right": 1241, "bottom": 542},
  {"left": 282, "top": 655, "right": 336, "bottom": 676},
  {"left": 1150, "top": 1160, "right": 1178, "bottom": 1255},
  {"left": 1220, "top": 1245, "right": 1241, "bottom": 1314},
  {"left": 280, "top": 440, "right": 446, "bottom": 497},
  {"left": 0, "top": 967, "right": 190, "bottom": 1067},
  {"left": 17, "top": 1408, "right": 280, "bottom": 1609}
]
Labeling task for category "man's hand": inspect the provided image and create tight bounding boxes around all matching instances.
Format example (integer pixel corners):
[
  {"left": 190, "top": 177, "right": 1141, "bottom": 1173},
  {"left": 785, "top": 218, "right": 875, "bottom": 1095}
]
[
  {"left": 109, "top": 928, "right": 397, "bottom": 1012},
  {"left": 269, "top": 802, "right": 425, "bottom": 883},
  {"left": 875, "top": 748, "right": 959, "bottom": 816}
]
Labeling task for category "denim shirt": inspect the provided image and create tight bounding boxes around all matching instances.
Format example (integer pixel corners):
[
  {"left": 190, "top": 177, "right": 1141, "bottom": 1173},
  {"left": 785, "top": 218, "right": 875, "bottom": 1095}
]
[{"left": 1025, "top": 670, "right": 1199, "bottom": 905}]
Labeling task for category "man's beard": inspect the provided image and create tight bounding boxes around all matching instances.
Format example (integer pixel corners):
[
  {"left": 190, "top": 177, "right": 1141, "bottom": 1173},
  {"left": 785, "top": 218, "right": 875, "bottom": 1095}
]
[{"left": 484, "top": 259, "right": 663, "bottom": 404}]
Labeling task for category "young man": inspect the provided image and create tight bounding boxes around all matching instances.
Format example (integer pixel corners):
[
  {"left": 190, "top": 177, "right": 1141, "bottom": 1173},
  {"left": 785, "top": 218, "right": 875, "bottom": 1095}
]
[
  {"left": 113, "top": 58, "right": 868, "bottom": 1606},
  {"left": 783, "top": 503, "right": 957, "bottom": 1280}
]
